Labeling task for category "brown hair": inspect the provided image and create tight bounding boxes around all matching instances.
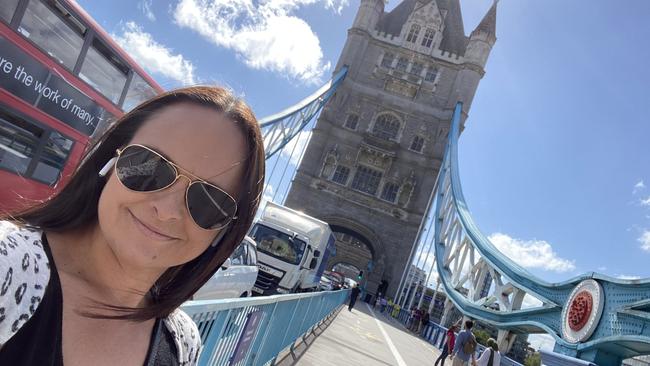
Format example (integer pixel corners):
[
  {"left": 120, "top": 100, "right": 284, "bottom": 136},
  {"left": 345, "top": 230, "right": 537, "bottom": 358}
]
[{"left": 7, "top": 86, "right": 265, "bottom": 321}]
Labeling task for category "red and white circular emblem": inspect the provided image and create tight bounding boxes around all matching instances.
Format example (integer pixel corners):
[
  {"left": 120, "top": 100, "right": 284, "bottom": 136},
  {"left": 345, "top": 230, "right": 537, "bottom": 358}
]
[{"left": 561, "top": 279, "right": 604, "bottom": 343}]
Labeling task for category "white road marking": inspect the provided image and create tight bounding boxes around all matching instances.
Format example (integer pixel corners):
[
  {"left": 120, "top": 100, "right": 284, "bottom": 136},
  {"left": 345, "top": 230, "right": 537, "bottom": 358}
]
[{"left": 366, "top": 303, "right": 408, "bottom": 366}]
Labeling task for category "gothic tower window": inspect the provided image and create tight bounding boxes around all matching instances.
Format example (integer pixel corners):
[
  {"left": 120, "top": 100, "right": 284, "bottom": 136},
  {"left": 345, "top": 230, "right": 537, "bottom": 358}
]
[
  {"left": 331, "top": 165, "right": 350, "bottom": 185},
  {"left": 421, "top": 28, "right": 435, "bottom": 48},
  {"left": 406, "top": 24, "right": 420, "bottom": 43},
  {"left": 344, "top": 114, "right": 359, "bottom": 130},
  {"left": 396, "top": 57, "right": 408, "bottom": 72},
  {"left": 372, "top": 114, "right": 401, "bottom": 141},
  {"left": 410, "top": 62, "right": 423, "bottom": 76},
  {"left": 410, "top": 135, "right": 425, "bottom": 153},
  {"left": 351, "top": 166, "right": 383, "bottom": 195},
  {"left": 380, "top": 182, "right": 400, "bottom": 203},
  {"left": 381, "top": 53, "right": 394, "bottom": 68},
  {"left": 425, "top": 67, "right": 438, "bottom": 82}
]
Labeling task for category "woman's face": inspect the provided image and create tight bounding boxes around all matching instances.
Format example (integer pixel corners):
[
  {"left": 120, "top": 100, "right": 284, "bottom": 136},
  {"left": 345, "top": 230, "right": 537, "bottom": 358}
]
[{"left": 97, "top": 103, "right": 247, "bottom": 272}]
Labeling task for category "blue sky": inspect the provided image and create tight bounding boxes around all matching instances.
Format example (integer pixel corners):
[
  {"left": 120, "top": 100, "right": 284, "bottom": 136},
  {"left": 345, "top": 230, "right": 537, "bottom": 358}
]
[{"left": 80, "top": 0, "right": 650, "bottom": 312}]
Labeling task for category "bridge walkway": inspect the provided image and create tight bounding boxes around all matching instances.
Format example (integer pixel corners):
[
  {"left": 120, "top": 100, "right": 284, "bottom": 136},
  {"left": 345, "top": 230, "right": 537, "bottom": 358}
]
[{"left": 277, "top": 302, "right": 442, "bottom": 366}]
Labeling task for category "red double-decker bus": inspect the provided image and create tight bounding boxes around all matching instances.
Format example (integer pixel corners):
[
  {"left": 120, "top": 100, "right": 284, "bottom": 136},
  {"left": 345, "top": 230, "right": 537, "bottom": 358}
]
[{"left": 0, "top": 0, "right": 164, "bottom": 212}]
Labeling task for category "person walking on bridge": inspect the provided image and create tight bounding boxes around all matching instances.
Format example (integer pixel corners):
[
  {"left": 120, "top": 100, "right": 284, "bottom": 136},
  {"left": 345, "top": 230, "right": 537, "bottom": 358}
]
[
  {"left": 434, "top": 324, "right": 457, "bottom": 366},
  {"left": 475, "top": 338, "right": 501, "bottom": 366},
  {"left": 450, "top": 320, "right": 477, "bottom": 366},
  {"left": 348, "top": 284, "right": 361, "bottom": 311},
  {"left": 420, "top": 310, "right": 430, "bottom": 337}
]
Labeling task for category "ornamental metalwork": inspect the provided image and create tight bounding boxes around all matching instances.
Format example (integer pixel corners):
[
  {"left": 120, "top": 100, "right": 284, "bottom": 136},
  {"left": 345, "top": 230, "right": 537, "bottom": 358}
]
[
  {"left": 420, "top": 102, "right": 650, "bottom": 365},
  {"left": 259, "top": 67, "right": 347, "bottom": 160}
]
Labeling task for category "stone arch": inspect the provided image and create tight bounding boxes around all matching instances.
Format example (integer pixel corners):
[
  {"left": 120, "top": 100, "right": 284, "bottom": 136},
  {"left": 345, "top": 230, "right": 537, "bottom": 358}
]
[
  {"left": 321, "top": 216, "right": 388, "bottom": 295},
  {"left": 321, "top": 216, "right": 386, "bottom": 263}
]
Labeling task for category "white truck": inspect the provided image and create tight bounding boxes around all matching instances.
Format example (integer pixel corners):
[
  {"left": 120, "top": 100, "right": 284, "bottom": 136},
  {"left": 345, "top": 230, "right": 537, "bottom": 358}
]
[{"left": 249, "top": 202, "right": 336, "bottom": 295}]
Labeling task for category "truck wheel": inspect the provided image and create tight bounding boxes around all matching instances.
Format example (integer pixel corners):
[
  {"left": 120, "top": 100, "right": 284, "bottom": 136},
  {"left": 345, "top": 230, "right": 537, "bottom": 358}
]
[{"left": 240, "top": 292, "right": 248, "bottom": 297}]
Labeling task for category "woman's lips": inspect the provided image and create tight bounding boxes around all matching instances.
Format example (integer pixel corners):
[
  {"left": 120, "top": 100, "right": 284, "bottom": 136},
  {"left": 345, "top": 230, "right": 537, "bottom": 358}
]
[{"left": 129, "top": 211, "right": 178, "bottom": 241}]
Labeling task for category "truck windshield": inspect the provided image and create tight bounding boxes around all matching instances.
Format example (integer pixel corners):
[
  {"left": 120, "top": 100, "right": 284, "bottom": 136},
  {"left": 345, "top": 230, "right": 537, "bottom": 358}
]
[{"left": 250, "top": 224, "right": 307, "bottom": 265}]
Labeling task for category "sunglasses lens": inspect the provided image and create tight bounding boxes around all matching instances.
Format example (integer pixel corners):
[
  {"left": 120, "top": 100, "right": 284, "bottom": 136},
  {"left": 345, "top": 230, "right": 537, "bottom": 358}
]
[
  {"left": 116, "top": 145, "right": 176, "bottom": 192},
  {"left": 187, "top": 182, "right": 237, "bottom": 230}
]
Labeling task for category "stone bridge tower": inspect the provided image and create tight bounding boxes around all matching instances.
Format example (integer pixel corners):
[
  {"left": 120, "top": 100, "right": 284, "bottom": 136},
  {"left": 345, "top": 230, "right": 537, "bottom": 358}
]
[{"left": 285, "top": 0, "right": 497, "bottom": 298}]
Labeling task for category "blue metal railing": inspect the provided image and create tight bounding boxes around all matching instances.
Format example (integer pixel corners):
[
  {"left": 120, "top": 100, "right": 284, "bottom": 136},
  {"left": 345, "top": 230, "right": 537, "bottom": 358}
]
[
  {"left": 182, "top": 290, "right": 350, "bottom": 366},
  {"left": 377, "top": 304, "right": 524, "bottom": 366}
]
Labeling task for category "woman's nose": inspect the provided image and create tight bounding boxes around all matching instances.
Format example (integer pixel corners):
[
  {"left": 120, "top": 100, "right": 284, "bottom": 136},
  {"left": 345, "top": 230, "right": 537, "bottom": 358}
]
[{"left": 150, "top": 179, "right": 188, "bottom": 222}]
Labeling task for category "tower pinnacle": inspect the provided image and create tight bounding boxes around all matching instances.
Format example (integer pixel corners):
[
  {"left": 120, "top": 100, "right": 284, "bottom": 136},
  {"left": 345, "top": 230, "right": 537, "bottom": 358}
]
[{"left": 472, "top": 0, "right": 497, "bottom": 39}]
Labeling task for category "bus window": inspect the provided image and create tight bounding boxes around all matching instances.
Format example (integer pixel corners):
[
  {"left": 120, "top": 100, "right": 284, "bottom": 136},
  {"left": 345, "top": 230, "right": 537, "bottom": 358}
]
[
  {"left": 0, "top": 112, "right": 41, "bottom": 177},
  {"left": 0, "top": 0, "right": 20, "bottom": 23},
  {"left": 32, "top": 130, "right": 73, "bottom": 184},
  {"left": 80, "top": 38, "right": 128, "bottom": 104},
  {"left": 122, "top": 73, "right": 157, "bottom": 111},
  {"left": 18, "top": 0, "right": 86, "bottom": 70}
]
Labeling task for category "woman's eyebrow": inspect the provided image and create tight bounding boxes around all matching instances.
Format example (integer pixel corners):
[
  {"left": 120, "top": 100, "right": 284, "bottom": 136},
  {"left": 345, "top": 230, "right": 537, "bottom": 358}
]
[{"left": 154, "top": 144, "right": 241, "bottom": 182}]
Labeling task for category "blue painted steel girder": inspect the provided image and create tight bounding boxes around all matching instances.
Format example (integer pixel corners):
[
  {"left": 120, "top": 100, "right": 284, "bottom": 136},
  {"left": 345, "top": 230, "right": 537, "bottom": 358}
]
[
  {"left": 259, "top": 67, "right": 348, "bottom": 160},
  {"left": 434, "top": 103, "right": 650, "bottom": 361}
]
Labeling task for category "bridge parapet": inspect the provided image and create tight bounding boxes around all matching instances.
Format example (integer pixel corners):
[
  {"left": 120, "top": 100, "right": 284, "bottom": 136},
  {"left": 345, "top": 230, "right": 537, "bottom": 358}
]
[{"left": 182, "top": 290, "right": 349, "bottom": 366}]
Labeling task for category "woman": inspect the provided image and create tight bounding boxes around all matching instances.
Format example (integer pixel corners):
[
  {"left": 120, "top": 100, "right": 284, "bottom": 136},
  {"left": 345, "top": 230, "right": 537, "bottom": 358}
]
[
  {"left": 434, "top": 324, "right": 457, "bottom": 366},
  {"left": 474, "top": 338, "right": 501, "bottom": 366},
  {"left": 0, "top": 86, "right": 265, "bottom": 365}
]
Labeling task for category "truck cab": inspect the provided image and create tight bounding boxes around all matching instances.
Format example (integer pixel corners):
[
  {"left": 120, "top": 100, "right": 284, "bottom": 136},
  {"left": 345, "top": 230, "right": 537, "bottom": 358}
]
[{"left": 250, "top": 202, "right": 335, "bottom": 295}]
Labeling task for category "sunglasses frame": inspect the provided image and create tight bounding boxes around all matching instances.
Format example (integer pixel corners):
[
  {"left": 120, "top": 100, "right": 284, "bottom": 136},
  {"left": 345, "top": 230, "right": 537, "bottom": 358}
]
[{"left": 112, "top": 144, "right": 238, "bottom": 231}]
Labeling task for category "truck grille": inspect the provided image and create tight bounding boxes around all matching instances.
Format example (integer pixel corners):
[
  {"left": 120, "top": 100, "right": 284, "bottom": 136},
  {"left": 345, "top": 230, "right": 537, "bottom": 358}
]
[{"left": 254, "top": 271, "right": 283, "bottom": 294}]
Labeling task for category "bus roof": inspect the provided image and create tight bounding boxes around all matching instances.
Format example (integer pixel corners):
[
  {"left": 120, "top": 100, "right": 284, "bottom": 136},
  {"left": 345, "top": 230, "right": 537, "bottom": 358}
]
[{"left": 65, "top": 0, "right": 164, "bottom": 94}]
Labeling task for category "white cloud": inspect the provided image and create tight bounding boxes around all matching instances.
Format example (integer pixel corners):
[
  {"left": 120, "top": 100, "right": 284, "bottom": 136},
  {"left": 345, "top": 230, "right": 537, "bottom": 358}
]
[
  {"left": 172, "top": 0, "right": 345, "bottom": 83},
  {"left": 280, "top": 130, "right": 312, "bottom": 166},
  {"left": 113, "top": 22, "right": 197, "bottom": 85},
  {"left": 639, "top": 230, "right": 650, "bottom": 252},
  {"left": 528, "top": 334, "right": 555, "bottom": 352},
  {"left": 488, "top": 233, "right": 576, "bottom": 273},
  {"left": 634, "top": 180, "right": 646, "bottom": 194},
  {"left": 324, "top": 0, "right": 349, "bottom": 14},
  {"left": 617, "top": 274, "right": 641, "bottom": 280},
  {"left": 597, "top": 266, "right": 607, "bottom": 272},
  {"left": 138, "top": 0, "right": 156, "bottom": 21},
  {"left": 641, "top": 197, "right": 650, "bottom": 207}
]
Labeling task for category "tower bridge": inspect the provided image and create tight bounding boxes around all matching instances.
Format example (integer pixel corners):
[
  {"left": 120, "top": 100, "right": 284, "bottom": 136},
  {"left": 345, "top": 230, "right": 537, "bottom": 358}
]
[
  {"left": 284, "top": 0, "right": 497, "bottom": 301},
  {"left": 186, "top": 1, "right": 650, "bottom": 365}
]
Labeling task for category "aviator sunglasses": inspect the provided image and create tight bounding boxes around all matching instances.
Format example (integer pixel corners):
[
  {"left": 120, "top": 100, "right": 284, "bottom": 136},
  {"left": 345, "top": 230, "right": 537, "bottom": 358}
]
[{"left": 100, "top": 144, "right": 238, "bottom": 230}]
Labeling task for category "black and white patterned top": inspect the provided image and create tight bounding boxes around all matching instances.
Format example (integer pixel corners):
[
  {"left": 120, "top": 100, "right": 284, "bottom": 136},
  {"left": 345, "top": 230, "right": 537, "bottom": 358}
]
[{"left": 0, "top": 221, "right": 202, "bottom": 365}]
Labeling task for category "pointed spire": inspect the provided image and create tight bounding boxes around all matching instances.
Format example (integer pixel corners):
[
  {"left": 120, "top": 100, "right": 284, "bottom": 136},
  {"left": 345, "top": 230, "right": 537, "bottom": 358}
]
[{"left": 472, "top": 0, "right": 497, "bottom": 37}]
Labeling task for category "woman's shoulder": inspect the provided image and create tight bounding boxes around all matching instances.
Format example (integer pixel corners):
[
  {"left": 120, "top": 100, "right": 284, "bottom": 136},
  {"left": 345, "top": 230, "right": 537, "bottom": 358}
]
[
  {"left": 0, "top": 221, "right": 51, "bottom": 344},
  {"left": 162, "top": 308, "right": 202, "bottom": 365}
]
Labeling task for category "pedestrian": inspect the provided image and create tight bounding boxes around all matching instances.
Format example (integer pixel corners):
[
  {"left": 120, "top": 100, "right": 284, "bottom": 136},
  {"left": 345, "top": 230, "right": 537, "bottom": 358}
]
[
  {"left": 380, "top": 296, "right": 387, "bottom": 313},
  {"left": 349, "top": 284, "right": 361, "bottom": 311},
  {"left": 411, "top": 308, "right": 422, "bottom": 332},
  {"left": 451, "top": 320, "right": 477, "bottom": 366},
  {"left": 420, "top": 310, "right": 430, "bottom": 337},
  {"left": 392, "top": 302, "right": 401, "bottom": 318},
  {"left": 0, "top": 86, "right": 266, "bottom": 365},
  {"left": 434, "top": 324, "right": 457, "bottom": 366},
  {"left": 474, "top": 338, "right": 501, "bottom": 366}
]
